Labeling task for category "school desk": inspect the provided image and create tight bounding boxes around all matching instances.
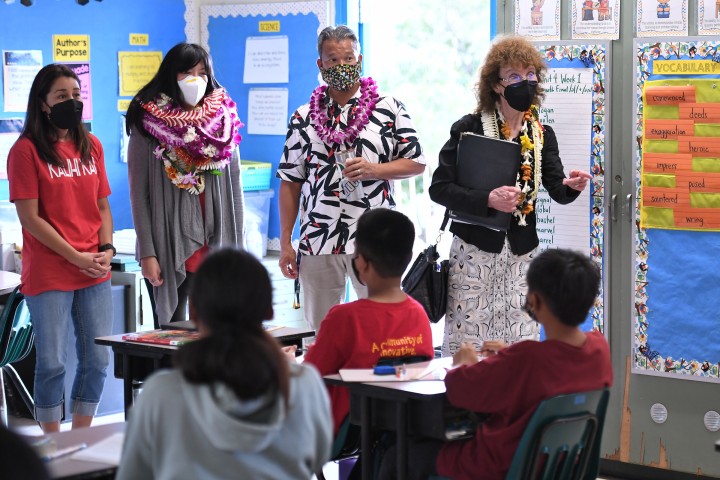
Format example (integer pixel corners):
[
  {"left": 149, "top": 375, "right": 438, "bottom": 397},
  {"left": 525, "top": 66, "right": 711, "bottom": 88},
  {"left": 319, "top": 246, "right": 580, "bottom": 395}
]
[
  {"left": 40, "top": 422, "right": 124, "bottom": 479},
  {"left": 324, "top": 357, "right": 481, "bottom": 480},
  {"left": 0, "top": 270, "right": 20, "bottom": 296},
  {"left": 95, "top": 325, "right": 314, "bottom": 417}
]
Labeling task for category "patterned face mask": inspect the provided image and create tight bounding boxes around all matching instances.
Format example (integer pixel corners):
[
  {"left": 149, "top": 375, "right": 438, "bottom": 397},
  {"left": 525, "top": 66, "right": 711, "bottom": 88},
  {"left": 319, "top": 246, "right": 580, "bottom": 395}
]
[{"left": 320, "top": 63, "right": 361, "bottom": 91}]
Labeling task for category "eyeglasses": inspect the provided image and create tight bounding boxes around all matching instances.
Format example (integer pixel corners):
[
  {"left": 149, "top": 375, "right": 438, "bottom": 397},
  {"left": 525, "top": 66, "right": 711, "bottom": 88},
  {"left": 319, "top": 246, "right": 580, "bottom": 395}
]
[{"left": 499, "top": 72, "right": 538, "bottom": 84}]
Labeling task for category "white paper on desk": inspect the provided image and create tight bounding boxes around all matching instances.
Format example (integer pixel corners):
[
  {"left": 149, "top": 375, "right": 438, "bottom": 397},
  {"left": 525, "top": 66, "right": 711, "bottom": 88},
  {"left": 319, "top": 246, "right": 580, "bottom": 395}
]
[
  {"left": 339, "top": 362, "right": 444, "bottom": 382},
  {"left": 70, "top": 432, "right": 124, "bottom": 465}
]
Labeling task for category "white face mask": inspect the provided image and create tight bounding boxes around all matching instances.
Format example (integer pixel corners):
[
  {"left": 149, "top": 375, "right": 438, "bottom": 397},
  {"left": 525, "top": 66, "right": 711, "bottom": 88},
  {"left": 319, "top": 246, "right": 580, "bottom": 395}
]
[{"left": 177, "top": 75, "right": 208, "bottom": 107}]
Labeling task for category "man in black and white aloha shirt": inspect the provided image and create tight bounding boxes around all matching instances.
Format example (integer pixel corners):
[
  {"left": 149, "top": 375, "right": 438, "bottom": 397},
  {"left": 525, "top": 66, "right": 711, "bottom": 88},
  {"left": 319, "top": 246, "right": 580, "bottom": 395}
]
[{"left": 276, "top": 25, "right": 425, "bottom": 335}]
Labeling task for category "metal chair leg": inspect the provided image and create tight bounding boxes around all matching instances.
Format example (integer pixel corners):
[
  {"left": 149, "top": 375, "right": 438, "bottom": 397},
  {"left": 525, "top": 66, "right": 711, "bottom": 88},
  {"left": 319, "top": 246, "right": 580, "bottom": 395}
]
[{"left": 2, "top": 365, "right": 35, "bottom": 421}]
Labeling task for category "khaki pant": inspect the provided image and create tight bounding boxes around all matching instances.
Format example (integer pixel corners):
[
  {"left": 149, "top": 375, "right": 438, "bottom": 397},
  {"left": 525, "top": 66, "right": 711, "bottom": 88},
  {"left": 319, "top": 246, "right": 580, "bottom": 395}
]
[{"left": 299, "top": 253, "right": 368, "bottom": 334}]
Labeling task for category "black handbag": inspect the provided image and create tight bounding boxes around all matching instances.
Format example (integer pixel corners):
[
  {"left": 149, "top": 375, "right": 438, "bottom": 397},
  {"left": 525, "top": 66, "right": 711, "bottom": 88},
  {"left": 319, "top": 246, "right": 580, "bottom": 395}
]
[{"left": 401, "top": 211, "right": 450, "bottom": 323}]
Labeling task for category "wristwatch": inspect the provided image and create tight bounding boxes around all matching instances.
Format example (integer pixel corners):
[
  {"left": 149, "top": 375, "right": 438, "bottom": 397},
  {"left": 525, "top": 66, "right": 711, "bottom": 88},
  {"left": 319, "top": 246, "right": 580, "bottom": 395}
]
[{"left": 99, "top": 243, "right": 117, "bottom": 257}]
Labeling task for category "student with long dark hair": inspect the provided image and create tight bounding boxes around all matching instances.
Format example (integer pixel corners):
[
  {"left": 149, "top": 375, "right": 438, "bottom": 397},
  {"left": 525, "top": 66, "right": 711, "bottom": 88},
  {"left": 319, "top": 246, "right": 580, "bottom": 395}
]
[
  {"left": 126, "top": 42, "right": 244, "bottom": 327},
  {"left": 117, "top": 249, "right": 332, "bottom": 479},
  {"left": 7, "top": 64, "right": 114, "bottom": 433}
]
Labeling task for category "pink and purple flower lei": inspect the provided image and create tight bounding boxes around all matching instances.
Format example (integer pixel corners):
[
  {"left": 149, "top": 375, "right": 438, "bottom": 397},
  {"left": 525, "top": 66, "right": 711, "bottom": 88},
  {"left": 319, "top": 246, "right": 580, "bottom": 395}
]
[
  {"left": 308, "top": 77, "right": 379, "bottom": 146},
  {"left": 142, "top": 89, "right": 243, "bottom": 194}
]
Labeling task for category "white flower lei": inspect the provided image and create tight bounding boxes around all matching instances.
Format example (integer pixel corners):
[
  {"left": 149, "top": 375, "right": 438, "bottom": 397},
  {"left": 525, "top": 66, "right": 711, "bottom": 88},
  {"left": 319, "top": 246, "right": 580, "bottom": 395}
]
[{"left": 480, "top": 108, "right": 543, "bottom": 226}]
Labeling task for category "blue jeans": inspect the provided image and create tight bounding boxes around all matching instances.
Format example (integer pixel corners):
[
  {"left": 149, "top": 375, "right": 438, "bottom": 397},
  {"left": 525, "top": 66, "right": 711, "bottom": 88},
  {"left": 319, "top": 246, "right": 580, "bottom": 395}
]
[{"left": 25, "top": 280, "right": 113, "bottom": 422}]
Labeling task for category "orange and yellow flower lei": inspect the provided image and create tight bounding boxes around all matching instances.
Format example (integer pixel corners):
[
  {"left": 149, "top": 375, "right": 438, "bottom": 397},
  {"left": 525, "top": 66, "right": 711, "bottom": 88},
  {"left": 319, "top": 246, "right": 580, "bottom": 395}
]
[{"left": 484, "top": 106, "right": 543, "bottom": 226}]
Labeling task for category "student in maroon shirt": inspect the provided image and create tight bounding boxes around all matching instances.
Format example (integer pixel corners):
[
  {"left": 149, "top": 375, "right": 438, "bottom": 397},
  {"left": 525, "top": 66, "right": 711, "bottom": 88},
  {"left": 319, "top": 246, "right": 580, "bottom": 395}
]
[{"left": 379, "top": 248, "right": 613, "bottom": 480}]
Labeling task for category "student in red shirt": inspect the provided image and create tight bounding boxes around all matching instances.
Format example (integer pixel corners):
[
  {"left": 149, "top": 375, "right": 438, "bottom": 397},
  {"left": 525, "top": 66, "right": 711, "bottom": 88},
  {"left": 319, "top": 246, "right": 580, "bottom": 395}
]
[
  {"left": 379, "top": 248, "right": 613, "bottom": 480},
  {"left": 8, "top": 64, "right": 114, "bottom": 433},
  {"left": 299, "top": 208, "right": 434, "bottom": 434}
]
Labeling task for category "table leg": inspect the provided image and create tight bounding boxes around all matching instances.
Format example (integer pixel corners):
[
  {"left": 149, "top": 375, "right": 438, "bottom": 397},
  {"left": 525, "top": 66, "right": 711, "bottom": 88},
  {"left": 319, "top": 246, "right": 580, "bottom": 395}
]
[
  {"left": 361, "top": 396, "right": 371, "bottom": 480},
  {"left": 396, "top": 402, "right": 408, "bottom": 480},
  {"left": 122, "top": 353, "right": 132, "bottom": 419},
  {"left": 0, "top": 368, "right": 7, "bottom": 427}
]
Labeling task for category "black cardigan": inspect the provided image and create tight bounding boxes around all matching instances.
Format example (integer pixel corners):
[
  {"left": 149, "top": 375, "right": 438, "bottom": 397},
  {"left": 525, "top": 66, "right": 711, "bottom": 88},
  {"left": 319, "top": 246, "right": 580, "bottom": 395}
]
[{"left": 429, "top": 113, "right": 580, "bottom": 256}]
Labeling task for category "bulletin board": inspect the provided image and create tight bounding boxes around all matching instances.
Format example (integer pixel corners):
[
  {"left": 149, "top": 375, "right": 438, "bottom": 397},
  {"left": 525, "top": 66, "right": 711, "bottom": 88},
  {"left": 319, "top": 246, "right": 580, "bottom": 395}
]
[
  {"left": 534, "top": 42, "right": 609, "bottom": 334},
  {"left": 0, "top": 0, "right": 186, "bottom": 230},
  {"left": 633, "top": 38, "right": 720, "bottom": 382},
  {"left": 201, "top": 2, "right": 329, "bottom": 247}
]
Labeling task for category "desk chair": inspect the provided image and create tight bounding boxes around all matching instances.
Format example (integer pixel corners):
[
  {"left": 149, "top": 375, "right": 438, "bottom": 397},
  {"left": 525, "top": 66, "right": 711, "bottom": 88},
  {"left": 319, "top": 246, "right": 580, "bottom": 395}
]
[
  {"left": 318, "top": 355, "right": 432, "bottom": 480},
  {"left": 505, "top": 388, "right": 610, "bottom": 480},
  {"left": 0, "top": 287, "right": 36, "bottom": 425},
  {"left": 317, "top": 416, "right": 361, "bottom": 480}
]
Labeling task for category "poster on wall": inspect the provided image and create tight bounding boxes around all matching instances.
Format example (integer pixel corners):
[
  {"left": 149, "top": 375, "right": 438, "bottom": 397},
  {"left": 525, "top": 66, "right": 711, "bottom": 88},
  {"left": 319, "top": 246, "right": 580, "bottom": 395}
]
[
  {"left": 118, "top": 51, "right": 162, "bottom": 97},
  {"left": 201, "top": 1, "right": 329, "bottom": 250},
  {"left": 515, "top": 0, "right": 561, "bottom": 40},
  {"left": 52, "top": 35, "right": 90, "bottom": 63},
  {"left": 0, "top": 119, "right": 23, "bottom": 179},
  {"left": 2, "top": 50, "right": 42, "bottom": 112},
  {"left": 247, "top": 88, "right": 288, "bottom": 135},
  {"left": 243, "top": 36, "right": 289, "bottom": 84},
  {"left": 64, "top": 63, "right": 93, "bottom": 121},
  {"left": 698, "top": 0, "right": 720, "bottom": 35},
  {"left": 636, "top": 0, "right": 688, "bottom": 36},
  {"left": 535, "top": 43, "right": 608, "bottom": 333},
  {"left": 570, "top": 0, "right": 620, "bottom": 39},
  {"left": 633, "top": 38, "right": 720, "bottom": 382}
]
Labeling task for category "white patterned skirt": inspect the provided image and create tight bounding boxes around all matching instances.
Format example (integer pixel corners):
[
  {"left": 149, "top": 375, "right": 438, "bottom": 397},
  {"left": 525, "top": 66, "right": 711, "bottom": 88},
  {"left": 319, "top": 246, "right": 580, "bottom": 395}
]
[{"left": 442, "top": 235, "right": 539, "bottom": 356}]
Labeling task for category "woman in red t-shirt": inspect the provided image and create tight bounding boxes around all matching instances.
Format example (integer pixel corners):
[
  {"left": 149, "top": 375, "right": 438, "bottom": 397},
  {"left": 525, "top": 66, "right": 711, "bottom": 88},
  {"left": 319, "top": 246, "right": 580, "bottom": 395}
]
[{"left": 7, "top": 64, "right": 114, "bottom": 434}]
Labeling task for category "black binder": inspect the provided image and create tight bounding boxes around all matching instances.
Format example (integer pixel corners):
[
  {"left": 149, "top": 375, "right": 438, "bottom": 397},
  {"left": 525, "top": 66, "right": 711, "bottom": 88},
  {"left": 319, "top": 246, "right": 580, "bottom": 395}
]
[{"left": 449, "top": 132, "right": 521, "bottom": 231}]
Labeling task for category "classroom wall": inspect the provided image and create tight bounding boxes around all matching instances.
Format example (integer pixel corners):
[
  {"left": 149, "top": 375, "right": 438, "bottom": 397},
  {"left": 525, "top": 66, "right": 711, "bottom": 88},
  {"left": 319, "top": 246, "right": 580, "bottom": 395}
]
[
  {"left": 185, "top": 0, "right": 333, "bottom": 44},
  {"left": 493, "top": 0, "right": 720, "bottom": 477},
  {"left": 0, "top": 0, "right": 186, "bottom": 230}
]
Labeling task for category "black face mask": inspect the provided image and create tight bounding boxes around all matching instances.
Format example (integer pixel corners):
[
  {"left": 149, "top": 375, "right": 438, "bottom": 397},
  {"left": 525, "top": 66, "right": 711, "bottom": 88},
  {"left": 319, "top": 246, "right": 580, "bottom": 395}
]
[
  {"left": 47, "top": 98, "right": 83, "bottom": 130},
  {"left": 501, "top": 80, "right": 537, "bottom": 112},
  {"left": 351, "top": 257, "right": 366, "bottom": 286}
]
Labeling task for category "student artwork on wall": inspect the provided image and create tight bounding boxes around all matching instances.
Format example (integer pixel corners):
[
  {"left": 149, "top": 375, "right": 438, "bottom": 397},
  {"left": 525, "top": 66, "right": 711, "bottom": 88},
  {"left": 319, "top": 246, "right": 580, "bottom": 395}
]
[
  {"left": 636, "top": 0, "right": 688, "bottom": 36},
  {"left": 634, "top": 39, "right": 720, "bottom": 382},
  {"left": 534, "top": 43, "right": 608, "bottom": 334},
  {"left": 570, "top": 0, "right": 620, "bottom": 39},
  {"left": 698, "top": 0, "right": 720, "bottom": 35},
  {"left": 516, "top": 0, "right": 561, "bottom": 40}
]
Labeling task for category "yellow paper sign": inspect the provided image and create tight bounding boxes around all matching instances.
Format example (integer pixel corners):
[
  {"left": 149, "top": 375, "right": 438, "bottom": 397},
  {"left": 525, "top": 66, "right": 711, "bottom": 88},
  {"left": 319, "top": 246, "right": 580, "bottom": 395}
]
[
  {"left": 117, "top": 99, "right": 131, "bottom": 112},
  {"left": 118, "top": 51, "right": 162, "bottom": 97},
  {"left": 259, "top": 21, "right": 280, "bottom": 32},
  {"left": 53, "top": 35, "right": 90, "bottom": 62},
  {"left": 129, "top": 34, "right": 149, "bottom": 46},
  {"left": 653, "top": 60, "right": 720, "bottom": 75}
]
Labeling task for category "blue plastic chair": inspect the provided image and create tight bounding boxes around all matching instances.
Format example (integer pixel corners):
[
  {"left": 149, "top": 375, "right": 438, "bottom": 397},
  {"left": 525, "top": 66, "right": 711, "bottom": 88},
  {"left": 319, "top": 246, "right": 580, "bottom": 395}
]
[
  {"left": 0, "top": 288, "right": 35, "bottom": 423},
  {"left": 505, "top": 388, "right": 610, "bottom": 480}
]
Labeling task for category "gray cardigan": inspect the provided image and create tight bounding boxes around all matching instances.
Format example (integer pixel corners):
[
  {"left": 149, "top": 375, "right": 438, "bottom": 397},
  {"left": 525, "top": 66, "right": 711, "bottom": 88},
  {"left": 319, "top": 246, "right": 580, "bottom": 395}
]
[
  {"left": 128, "top": 131, "right": 244, "bottom": 324},
  {"left": 116, "top": 363, "right": 332, "bottom": 480}
]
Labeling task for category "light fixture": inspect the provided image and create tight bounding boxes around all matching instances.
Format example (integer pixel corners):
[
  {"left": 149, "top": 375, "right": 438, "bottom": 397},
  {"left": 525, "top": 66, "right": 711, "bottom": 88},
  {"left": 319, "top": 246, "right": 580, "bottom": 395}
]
[
  {"left": 20, "top": 0, "right": 33, "bottom": 6},
  {"left": 3, "top": 0, "right": 16, "bottom": 5}
]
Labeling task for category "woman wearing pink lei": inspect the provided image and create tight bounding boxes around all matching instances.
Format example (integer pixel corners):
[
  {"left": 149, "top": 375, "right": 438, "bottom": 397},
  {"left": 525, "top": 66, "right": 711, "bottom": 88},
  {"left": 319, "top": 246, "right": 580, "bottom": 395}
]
[
  {"left": 277, "top": 25, "right": 426, "bottom": 334},
  {"left": 126, "top": 43, "right": 244, "bottom": 327}
]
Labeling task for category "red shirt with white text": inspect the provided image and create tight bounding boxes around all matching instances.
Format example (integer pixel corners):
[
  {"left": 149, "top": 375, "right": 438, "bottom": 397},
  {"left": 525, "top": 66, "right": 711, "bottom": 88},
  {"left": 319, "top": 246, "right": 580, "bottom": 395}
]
[{"left": 8, "top": 135, "right": 111, "bottom": 295}]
